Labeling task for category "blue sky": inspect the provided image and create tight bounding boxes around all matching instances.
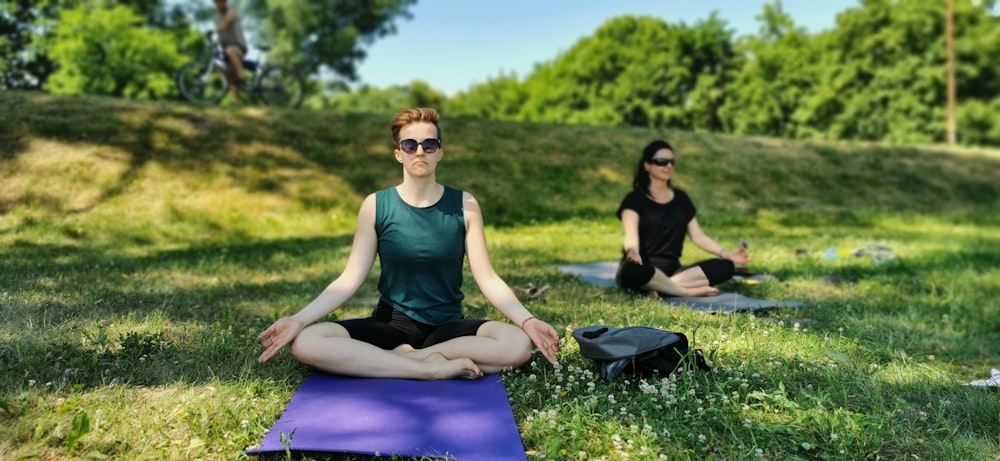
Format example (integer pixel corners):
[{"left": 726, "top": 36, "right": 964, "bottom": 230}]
[{"left": 353, "top": 0, "right": 861, "bottom": 95}]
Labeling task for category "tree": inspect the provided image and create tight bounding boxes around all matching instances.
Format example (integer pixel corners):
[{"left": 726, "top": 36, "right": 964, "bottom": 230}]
[
  {"left": 719, "top": 1, "right": 818, "bottom": 138},
  {"left": 242, "top": 0, "right": 418, "bottom": 79},
  {"left": 512, "top": 15, "right": 739, "bottom": 130},
  {"left": 45, "top": 3, "right": 192, "bottom": 99},
  {"left": 1, "top": 0, "right": 192, "bottom": 90},
  {"left": 0, "top": 0, "right": 76, "bottom": 89},
  {"left": 317, "top": 80, "right": 445, "bottom": 114},
  {"left": 794, "top": 0, "right": 1000, "bottom": 144},
  {"left": 447, "top": 73, "right": 528, "bottom": 121}
]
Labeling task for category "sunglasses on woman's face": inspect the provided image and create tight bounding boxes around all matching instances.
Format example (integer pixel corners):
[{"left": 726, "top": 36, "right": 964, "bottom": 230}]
[
  {"left": 647, "top": 158, "right": 675, "bottom": 167},
  {"left": 398, "top": 138, "right": 441, "bottom": 154}
]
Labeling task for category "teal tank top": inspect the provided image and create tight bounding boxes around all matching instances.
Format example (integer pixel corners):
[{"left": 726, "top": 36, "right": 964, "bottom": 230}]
[{"left": 375, "top": 186, "right": 466, "bottom": 325}]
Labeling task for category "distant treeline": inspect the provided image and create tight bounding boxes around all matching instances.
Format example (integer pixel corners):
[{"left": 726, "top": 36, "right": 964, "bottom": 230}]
[{"left": 3, "top": 0, "right": 998, "bottom": 146}]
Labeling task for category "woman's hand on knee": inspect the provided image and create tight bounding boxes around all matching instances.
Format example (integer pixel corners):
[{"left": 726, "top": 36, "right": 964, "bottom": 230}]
[
  {"left": 624, "top": 247, "right": 642, "bottom": 265},
  {"left": 522, "top": 318, "right": 560, "bottom": 365},
  {"left": 257, "top": 317, "right": 305, "bottom": 364}
]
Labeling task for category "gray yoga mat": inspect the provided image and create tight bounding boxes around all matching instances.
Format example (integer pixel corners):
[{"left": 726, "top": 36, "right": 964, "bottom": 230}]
[{"left": 555, "top": 261, "right": 805, "bottom": 313}]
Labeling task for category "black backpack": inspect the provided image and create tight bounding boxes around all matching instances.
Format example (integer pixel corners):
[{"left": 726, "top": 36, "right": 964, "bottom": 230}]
[{"left": 572, "top": 325, "right": 712, "bottom": 381}]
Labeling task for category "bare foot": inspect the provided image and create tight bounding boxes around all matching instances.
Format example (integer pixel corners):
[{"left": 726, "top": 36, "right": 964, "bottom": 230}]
[
  {"left": 421, "top": 352, "right": 483, "bottom": 380},
  {"left": 393, "top": 344, "right": 439, "bottom": 362},
  {"left": 687, "top": 286, "right": 720, "bottom": 297},
  {"left": 657, "top": 286, "right": 719, "bottom": 298}
]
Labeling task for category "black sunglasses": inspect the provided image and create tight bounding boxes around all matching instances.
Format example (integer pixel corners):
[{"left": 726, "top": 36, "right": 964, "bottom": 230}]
[
  {"left": 647, "top": 158, "right": 676, "bottom": 167},
  {"left": 398, "top": 138, "right": 441, "bottom": 154}
]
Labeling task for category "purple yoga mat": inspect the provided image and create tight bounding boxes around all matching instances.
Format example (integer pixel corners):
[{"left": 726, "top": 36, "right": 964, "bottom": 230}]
[{"left": 246, "top": 373, "right": 527, "bottom": 460}]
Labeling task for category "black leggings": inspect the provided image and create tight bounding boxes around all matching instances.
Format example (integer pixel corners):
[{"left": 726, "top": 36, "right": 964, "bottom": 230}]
[
  {"left": 616, "top": 257, "right": 735, "bottom": 292},
  {"left": 336, "top": 302, "right": 488, "bottom": 350}
]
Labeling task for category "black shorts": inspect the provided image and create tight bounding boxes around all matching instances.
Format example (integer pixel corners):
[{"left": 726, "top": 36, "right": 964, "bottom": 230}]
[
  {"left": 336, "top": 302, "right": 487, "bottom": 350},
  {"left": 616, "top": 257, "right": 735, "bottom": 290}
]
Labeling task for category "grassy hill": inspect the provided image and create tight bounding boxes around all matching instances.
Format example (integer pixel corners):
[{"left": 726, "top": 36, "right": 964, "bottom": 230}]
[
  {"left": 2, "top": 91, "right": 999, "bottom": 459},
  {"left": 5, "top": 91, "right": 998, "bottom": 230}
]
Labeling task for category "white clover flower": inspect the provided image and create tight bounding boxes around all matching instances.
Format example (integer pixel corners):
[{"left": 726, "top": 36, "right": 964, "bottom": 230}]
[{"left": 801, "top": 442, "right": 812, "bottom": 450}]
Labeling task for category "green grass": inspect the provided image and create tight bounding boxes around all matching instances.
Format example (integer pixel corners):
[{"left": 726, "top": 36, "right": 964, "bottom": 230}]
[{"left": 1, "top": 90, "right": 999, "bottom": 460}]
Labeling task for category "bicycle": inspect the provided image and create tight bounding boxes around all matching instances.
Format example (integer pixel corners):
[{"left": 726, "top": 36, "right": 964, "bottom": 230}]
[{"left": 176, "top": 34, "right": 305, "bottom": 108}]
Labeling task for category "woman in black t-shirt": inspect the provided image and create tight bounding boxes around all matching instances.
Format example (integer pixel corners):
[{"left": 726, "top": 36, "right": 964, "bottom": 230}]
[{"left": 616, "top": 140, "right": 750, "bottom": 298}]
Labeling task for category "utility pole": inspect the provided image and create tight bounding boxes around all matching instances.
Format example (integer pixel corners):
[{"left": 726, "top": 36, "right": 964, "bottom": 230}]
[{"left": 945, "top": 0, "right": 957, "bottom": 145}]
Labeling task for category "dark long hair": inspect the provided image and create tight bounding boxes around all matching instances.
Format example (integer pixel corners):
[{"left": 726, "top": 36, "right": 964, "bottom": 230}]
[{"left": 631, "top": 140, "right": 674, "bottom": 193}]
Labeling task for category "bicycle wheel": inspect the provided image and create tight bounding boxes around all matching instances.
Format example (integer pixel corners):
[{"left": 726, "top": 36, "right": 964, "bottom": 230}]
[
  {"left": 176, "top": 60, "right": 228, "bottom": 105},
  {"left": 257, "top": 66, "right": 305, "bottom": 108}
]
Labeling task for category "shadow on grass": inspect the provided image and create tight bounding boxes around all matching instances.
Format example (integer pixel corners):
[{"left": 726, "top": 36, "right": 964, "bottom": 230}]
[{"left": 0, "top": 234, "right": 360, "bottom": 388}]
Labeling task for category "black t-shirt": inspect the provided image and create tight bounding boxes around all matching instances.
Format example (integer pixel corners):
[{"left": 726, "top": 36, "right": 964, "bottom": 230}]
[{"left": 616, "top": 188, "right": 697, "bottom": 275}]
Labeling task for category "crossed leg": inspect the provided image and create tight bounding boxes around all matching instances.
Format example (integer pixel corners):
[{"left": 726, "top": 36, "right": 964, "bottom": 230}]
[
  {"left": 393, "top": 321, "right": 534, "bottom": 375},
  {"left": 642, "top": 266, "right": 719, "bottom": 298},
  {"left": 290, "top": 321, "right": 533, "bottom": 380}
]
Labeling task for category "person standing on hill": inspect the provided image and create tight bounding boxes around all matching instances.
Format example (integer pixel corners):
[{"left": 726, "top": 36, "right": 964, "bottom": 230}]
[
  {"left": 255, "top": 107, "right": 561, "bottom": 380},
  {"left": 616, "top": 139, "right": 750, "bottom": 298},
  {"left": 211, "top": 0, "right": 247, "bottom": 103}
]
